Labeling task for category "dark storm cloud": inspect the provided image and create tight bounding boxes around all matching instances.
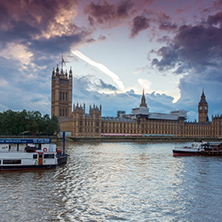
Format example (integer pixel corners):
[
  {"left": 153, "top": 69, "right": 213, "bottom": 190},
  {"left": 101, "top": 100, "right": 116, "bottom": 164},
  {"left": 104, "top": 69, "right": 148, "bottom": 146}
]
[
  {"left": 85, "top": 0, "right": 133, "bottom": 27},
  {"left": 150, "top": 9, "right": 222, "bottom": 120},
  {"left": 151, "top": 45, "right": 180, "bottom": 71},
  {"left": 130, "top": 15, "right": 150, "bottom": 37},
  {"left": 158, "top": 13, "right": 177, "bottom": 31},
  {"left": 152, "top": 15, "right": 222, "bottom": 73},
  {"left": 30, "top": 31, "right": 90, "bottom": 54},
  {"left": 207, "top": 11, "right": 222, "bottom": 26},
  {"left": 0, "top": 0, "right": 87, "bottom": 53},
  {"left": 213, "top": 0, "right": 222, "bottom": 9}
]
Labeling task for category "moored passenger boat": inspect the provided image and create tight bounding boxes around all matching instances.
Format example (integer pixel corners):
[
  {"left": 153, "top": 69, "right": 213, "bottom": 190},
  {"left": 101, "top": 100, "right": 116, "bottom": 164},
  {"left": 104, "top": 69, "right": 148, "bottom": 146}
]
[
  {"left": 0, "top": 138, "right": 67, "bottom": 170},
  {"left": 173, "top": 141, "right": 222, "bottom": 156},
  {"left": 173, "top": 141, "right": 206, "bottom": 156}
]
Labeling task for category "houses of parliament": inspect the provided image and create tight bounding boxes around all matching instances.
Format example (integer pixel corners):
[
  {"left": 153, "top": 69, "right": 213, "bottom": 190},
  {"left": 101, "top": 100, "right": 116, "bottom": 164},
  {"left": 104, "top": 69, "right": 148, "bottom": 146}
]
[{"left": 51, "top": 65, "right": 222, "bottom": 139}]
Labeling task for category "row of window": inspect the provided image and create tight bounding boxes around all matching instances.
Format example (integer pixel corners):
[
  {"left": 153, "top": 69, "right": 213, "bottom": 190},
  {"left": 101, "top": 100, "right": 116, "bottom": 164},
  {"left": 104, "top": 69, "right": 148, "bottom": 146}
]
[
  {"left": 101, "top": 129, "right": 178, "bottom": 135},
  {"left": 102, "top": 122, "right": 180, "bottom": 128},
  {"left": 60, "top": 108, "right": 68, "bottom": 117},
  {"left": 60, "top": 91, "right": 68, "bottom": 101},
  {"left": 33, "top": 154, "right": 55, "bottom": 159},
  {"left": 79, "top": 128, "right": 99, "bottom": 133},
  {"left": 0, "top": 159, "right": 21, "bottom": 164},
  {"left": 79, "top": 121, "right": 100, "bottom": 126}
]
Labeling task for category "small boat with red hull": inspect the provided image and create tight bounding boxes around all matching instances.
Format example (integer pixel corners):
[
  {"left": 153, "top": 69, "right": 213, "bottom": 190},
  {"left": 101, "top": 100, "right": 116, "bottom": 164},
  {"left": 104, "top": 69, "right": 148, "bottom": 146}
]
[{"left": 173, "top": 142, "right": 206, "bottom": 156}]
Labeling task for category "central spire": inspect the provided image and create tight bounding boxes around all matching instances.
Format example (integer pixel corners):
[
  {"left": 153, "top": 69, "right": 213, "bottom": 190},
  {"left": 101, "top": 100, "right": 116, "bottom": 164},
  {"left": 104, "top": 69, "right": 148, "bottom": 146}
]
[
  {"left": 200, "top": 89, "right": 207, "bottom": 103},
  {"left": 140, "top": 89, "right": 147, "bottom": 107}
]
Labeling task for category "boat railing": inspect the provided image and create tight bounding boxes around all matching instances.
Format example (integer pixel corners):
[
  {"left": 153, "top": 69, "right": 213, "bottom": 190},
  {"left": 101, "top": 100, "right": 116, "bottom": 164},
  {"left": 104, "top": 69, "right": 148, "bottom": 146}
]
[{"left": 174, "top": 146, "right": 191, "bottom": 150}]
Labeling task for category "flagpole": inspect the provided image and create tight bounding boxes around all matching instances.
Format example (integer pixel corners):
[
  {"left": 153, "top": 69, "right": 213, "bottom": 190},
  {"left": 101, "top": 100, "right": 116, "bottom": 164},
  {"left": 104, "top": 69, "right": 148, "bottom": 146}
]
[{"left": 61, "top": 53, "right": 63, "bottom": 71}]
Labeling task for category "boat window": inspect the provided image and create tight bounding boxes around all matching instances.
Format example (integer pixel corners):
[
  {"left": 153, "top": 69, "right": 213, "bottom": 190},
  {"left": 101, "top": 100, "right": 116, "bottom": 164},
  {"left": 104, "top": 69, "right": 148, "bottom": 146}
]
[
  {"left": 44, "top": 154, "right": 55, "bottom": 159},
  {"left": 33, "top": 154, "right": 37, "bottom": 159},
  {"left": 3, "top": 159, "right": 21, "bottom": 164},
  {"left": 35, "top": 144, "right": 41, "bottom": 150}
]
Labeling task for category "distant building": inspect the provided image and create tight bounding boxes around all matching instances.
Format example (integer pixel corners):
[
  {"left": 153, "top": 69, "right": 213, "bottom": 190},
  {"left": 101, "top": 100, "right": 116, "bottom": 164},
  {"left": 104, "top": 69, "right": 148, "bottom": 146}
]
[
  {"left": 51, "top": 65, "right": 222, "bottom": 138},
  {"left": 198, "top": 90, "right": 208, "bottom": 123}
]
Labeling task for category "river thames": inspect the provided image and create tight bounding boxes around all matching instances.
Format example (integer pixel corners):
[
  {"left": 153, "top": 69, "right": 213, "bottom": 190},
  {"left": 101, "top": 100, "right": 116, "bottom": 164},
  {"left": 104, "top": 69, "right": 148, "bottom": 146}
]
[{"left": 1, "top": 142, "right": 222, "bottom": 222}]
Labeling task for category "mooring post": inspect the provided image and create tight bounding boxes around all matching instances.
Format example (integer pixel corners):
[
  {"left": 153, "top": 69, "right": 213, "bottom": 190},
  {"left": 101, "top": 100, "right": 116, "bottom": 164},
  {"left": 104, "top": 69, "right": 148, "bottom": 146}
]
[{"left": 63, "top": 131, "right": 65, "bottom": 155}]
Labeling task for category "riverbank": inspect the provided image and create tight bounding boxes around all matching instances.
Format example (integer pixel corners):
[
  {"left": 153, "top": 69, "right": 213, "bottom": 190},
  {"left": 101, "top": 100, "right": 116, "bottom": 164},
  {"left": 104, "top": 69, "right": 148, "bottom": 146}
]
[
  {"left": 1, "top": 135, "right": 222, "bottom": 143},
  {"left": 65, "top": 136, "right": 222, "bottom": 143}
]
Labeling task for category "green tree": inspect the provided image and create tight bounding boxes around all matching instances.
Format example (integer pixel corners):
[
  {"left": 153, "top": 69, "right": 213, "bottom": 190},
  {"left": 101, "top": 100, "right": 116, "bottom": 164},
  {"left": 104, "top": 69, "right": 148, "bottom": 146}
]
[{"left": 0, "top": 109, "right": 60, "bottom": 135}]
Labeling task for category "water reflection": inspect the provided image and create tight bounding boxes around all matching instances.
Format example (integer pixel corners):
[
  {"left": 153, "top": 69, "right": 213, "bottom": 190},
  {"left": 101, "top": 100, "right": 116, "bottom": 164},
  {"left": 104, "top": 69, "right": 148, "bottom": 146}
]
[{"left": 1, "top": 142, "right": 222, "bottom": 221}]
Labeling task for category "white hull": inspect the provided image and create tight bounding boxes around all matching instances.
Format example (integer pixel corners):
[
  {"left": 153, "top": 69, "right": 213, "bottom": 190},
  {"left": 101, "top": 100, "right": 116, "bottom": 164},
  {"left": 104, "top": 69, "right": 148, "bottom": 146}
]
[{"left": 0, "top": 140, "right": 59, "bottom": 170}]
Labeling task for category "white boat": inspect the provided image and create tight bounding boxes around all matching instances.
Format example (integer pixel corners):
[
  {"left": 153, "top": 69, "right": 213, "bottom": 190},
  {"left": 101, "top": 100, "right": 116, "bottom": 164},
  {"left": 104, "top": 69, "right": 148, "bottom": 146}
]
[
  {"left": 0, "top": 138, "right": 67, "bottom": 170},
  {"left": 173, "top": 141, "right": 206, "bottom": 156}
]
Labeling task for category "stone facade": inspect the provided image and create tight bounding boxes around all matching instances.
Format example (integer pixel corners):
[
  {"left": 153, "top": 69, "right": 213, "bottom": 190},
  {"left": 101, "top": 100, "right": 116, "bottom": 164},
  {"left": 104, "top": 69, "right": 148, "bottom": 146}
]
[
  {"left": 51, "top": 66, "right": 222, "bottom": 138},
  {"left": 51, "top": 65, "right": 72, "bottom": 119}
]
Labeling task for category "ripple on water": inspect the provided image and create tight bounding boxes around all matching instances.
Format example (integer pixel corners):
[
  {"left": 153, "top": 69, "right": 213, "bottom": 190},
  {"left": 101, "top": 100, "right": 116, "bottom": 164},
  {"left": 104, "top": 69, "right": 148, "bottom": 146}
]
[{"left": 1, "top": 142, "right": 222, "bottom": 221}]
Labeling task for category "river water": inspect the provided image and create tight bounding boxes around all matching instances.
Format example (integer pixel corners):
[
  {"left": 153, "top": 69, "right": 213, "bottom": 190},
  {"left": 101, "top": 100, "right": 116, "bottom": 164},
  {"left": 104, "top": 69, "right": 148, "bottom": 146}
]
[{"left": 1, "top": 142, "right": 222, "bottom": 222}]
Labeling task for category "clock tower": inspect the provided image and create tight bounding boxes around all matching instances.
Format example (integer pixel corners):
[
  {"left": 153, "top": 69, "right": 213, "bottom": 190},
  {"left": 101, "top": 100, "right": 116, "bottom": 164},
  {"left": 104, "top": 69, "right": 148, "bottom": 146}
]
[{"left": 198, "top": 90, "right": 208, "bottom": 123}]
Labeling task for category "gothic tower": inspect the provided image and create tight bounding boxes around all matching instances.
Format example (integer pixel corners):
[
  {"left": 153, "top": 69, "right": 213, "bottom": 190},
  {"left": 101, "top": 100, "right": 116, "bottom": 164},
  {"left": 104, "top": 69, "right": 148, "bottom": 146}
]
[
  {"left": 198, "top": 90, "right": 208, "bottom": 123},
  {"left": 140, "top": 89, "right": 148, "bottom": 107},
  {"left": 51, "top": 64, "right": 72, "bottom": 119}
]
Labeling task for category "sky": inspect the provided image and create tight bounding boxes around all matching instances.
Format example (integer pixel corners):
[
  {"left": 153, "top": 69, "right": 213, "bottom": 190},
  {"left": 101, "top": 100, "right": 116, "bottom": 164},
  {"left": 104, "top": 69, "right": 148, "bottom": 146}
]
[{"left": 0, "top": 0, "right": 222, "bottom": 121}]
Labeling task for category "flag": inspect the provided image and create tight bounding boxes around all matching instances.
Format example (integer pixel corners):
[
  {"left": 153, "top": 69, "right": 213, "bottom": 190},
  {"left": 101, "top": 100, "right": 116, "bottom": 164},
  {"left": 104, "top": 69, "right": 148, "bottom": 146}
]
[{"left": 62, "top": 53, "right": 66, "bottom": 65}]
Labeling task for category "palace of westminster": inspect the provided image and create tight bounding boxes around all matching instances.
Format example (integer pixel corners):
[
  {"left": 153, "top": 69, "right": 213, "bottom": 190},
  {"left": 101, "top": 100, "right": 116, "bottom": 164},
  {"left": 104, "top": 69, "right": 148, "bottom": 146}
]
[{"left": 51, "top": 65, "right": 222, "bottom": 139}]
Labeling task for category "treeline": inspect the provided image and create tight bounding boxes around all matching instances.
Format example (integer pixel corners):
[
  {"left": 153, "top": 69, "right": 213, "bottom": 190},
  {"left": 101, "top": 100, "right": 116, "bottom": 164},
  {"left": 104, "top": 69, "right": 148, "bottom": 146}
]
[{"left": 0, "top": 109, "right": 60, "bottom": 135}]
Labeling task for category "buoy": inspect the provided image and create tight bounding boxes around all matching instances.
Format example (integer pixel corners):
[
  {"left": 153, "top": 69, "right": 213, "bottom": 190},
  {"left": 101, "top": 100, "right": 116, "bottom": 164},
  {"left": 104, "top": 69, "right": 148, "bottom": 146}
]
[{"left": 43, "top": 147, "right": 47, "bottom": 152}]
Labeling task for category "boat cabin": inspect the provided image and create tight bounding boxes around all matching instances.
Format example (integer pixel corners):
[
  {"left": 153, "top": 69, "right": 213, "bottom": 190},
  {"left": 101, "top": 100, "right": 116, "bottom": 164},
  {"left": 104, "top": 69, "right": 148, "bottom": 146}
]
[{"left": 0, "top": 138, "right": 58, "bottom": 170}]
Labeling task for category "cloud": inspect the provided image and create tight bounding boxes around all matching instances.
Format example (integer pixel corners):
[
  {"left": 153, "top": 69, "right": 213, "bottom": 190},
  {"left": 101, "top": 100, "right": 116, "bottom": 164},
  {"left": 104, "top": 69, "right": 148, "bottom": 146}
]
[
  {"left": 98, "top": 79, "right": 118, "bottom": 91},
  {"left": 0, "top": 0, "right": 93, "bottom": 90},
  {"left": 73, "top": 75, "right": 177, "bottom": 116},
  {"left": 98, "top": 35, "right": 106, "bottom": 41},
  {"left": 0, "top": 1, "right": 71, "bottom": 41},
  {"left": 149, "top": 9, "right": 222, "bottom": 121},
  {"left": 130, "top": 15, "right": 150, "bottom": 37},
  {"left": 158, "top": 13, "right": 177, "bottom": 31},
  {"left": 0, "top": 0, "right": 88, "bottom": 57},
  {"left": 152, "top": 13, "right": 222, "bottom": 73},
  {"left": 207, "top": 11, "right": 222, "bottom": 26},
  {"left": 151, "top": 45, "right": 180, "bottom": 72},
  {"left": 72, "top": 50, "right": 124, "bottom": 89},
  {"left": 30, "top": 31, "right": 90, "bottom": 54},
  {"left": 85, "top": 0, "right": 133, "bottom": 28},
  {"left": 74, "top": 75, "right": 117, "bottom": 93},
  {"left": 0, "top": 55, "right": 52, "bottom": 114}
]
